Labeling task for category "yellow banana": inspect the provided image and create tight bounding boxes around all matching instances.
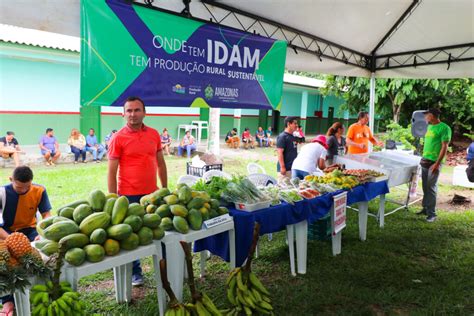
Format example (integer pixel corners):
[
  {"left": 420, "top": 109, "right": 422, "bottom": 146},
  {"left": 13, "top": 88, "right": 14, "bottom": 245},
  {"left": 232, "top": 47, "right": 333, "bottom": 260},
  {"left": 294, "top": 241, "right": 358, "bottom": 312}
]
[
  {"left": 195, "top": 301, "right": 212, "bottom": 316},
  {"left": 258, "top": 300, "right": 273, "bottom": 311},
  {"left": 31, "top": 303, "right": 44, "bottom": 316},
  {"left": 201, "top": 293, "right": 221, "bottom": 316},
  {"left": 236, "top": 270, "right": 247, "bottom": 292},
  {"left": 255, "top": 305, "right": 272, "bottom": 315},
  {"left": 249, "top": 272, "right": 270, "bottom": 296},
  {"left": 251, "top": 287, "right": 262, "bottom": 303},
  {"left": 242, "top": 291, "right": 256, "bottom": 309},
  {"left": 226, "top": 267, "right": 240, "bottom": 286},
  {"left": 236, "top": 289, "right": 249, "bottom": 307},
  {"left": 31, "top": 284, "right": 49, "bottom": 293},
  {"left": 243, "top": 305, "right": 252, "bottom": 316},
  {"left": 56, "top": 298, "right": 71, "bottom": 314},
  {"left": 41, "top": 292, "right": 50, "bottom": 305}
]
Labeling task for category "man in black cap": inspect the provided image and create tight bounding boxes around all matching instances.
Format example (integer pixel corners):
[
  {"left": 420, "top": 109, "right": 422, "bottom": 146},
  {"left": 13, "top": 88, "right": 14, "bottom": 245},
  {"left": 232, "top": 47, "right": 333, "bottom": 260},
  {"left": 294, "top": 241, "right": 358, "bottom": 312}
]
[
  {"left": 276, "top": 116, "right": 299, "bottom": 182},
  {"left": 417, "top": 108, "right": 451, "bottom": 222}
]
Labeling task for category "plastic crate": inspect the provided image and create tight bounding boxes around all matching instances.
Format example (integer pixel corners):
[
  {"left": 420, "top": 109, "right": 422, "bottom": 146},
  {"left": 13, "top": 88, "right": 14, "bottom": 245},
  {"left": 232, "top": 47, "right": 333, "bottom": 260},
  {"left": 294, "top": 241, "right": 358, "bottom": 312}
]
[
  {"left": 308, "top": 214, "right": 332, "bottom": 241},
  {"left": 186, "top": 162, "right": 223, "bottom": 177}
]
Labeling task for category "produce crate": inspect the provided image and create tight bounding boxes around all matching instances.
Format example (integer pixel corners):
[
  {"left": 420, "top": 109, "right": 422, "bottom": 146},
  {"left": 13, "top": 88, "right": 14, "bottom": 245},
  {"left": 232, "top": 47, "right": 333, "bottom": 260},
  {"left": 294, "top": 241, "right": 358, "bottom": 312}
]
[
  {"left": 308, "top": 214, "right": 332, "bottom": 241},
  {"left": 186, "top": 162, "right": 223, "bottom": 177}
]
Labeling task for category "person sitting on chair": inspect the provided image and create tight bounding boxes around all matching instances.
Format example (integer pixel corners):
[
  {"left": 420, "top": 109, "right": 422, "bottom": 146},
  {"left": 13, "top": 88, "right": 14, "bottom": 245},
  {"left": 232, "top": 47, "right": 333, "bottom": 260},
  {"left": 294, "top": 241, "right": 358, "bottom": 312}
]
[
  {"left": 225, "top": 128, "right": 240, "bottom": 149},
  {"left": 255, "top": 126, "right": 267, "bottom": 147},
  {"left": 0, "top": 131, "right": 22, "bottom": 167},
  {"left": 160, "top": 128, "right": 172, "bottom": 156},
  {"left": 242, "top": 128, "right": 255, "bottom": 149},
  {"left": 67, "top": 128, "right": 87, "bottom": 164},
  {"left": 177, "top": 130, "right": 196, "bottom": 158}
]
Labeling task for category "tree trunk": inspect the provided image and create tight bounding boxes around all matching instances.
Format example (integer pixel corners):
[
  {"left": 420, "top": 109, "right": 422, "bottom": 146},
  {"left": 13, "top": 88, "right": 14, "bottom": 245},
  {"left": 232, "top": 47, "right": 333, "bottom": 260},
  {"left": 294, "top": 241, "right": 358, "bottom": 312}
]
[{"left": 389, "top": 94, "right": 401, "bottom": 124}]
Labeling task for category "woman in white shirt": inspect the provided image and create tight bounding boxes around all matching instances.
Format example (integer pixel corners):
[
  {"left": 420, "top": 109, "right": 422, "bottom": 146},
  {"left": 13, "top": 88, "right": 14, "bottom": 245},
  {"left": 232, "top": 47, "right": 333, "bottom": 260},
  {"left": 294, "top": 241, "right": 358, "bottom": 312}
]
[{"left": 291, "top": 135, "right": 329, "bottom": 179}]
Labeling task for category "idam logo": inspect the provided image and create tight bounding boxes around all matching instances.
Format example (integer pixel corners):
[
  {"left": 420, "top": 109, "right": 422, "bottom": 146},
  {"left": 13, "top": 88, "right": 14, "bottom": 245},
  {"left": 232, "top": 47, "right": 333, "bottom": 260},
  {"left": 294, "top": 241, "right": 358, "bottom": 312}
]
[
  {"left": 204, "top": 84, "right": 214, "bottom": 99},
  {"left": 172, "top": 84, "right": 186, "bottom": 94}
]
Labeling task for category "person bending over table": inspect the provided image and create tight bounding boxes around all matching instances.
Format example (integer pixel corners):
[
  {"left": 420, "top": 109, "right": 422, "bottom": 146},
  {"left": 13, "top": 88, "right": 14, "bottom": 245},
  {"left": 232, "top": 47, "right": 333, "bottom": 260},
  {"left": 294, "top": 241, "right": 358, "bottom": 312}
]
[
  {"left": 292, "top": 135, "right": 333, "bottom": 179},
  {"left": 0, "top": 166, "right": 52, "bottom": 316}
]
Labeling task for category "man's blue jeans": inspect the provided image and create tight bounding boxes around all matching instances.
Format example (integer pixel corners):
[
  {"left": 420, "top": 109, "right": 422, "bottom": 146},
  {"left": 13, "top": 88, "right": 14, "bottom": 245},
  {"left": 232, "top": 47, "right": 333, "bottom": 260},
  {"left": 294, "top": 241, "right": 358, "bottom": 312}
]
[
  {"left": 1, "top": 228, "right": 38, "bottom": 304},
  {"left": 177, "top": 144, "right": 196, "bottom": 158},
  {"left": 292, "top": 169, "right": 309, "bottom": 180},
  {"left": 86, "top": 145, "right": 106, "bottom": 160}
]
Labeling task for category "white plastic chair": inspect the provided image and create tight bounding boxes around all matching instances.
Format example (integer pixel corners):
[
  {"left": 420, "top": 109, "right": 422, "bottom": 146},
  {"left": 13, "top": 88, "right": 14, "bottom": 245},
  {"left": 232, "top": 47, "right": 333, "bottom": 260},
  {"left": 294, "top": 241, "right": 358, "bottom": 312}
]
[
  {"left": 246, "top": 173, "right": 277, "bottom": 187},
  {"left": 247, "top": 162, "right": 266, "bottom": 174},
  {"left": 202, "top": 170, "right": 231, "bottom": 182},
  {"left": 177, "top": 175, "right": 201, "bottom": 186}
]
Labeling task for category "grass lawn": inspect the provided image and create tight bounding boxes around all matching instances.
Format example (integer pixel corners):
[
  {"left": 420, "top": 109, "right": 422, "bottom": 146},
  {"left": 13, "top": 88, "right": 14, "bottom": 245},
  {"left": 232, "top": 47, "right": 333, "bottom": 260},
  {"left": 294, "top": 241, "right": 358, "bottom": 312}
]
[{"left": 1, "top": 153, "right": 473, "bottom": 315}]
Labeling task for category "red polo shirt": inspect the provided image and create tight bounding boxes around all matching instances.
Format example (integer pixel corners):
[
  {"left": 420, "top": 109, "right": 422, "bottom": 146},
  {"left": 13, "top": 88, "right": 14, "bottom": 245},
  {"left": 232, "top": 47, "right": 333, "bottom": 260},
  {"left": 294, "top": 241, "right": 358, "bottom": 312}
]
[{"left": 108, "top": 124, "right": 162, "bottom": 195}]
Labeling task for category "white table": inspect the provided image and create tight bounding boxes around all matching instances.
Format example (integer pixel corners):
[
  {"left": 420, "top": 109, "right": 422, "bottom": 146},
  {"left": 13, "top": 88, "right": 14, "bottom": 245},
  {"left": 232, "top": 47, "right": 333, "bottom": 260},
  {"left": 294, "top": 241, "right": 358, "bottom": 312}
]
[
  {"left": 191, "top": 121, "right": 209, "bottom": 144},
  {"left": 286, "top": 220, "right": 308, "bottom": 276},
  {"left": 62, "top": 243, "right": 165, "bottom": 315},
  {"left": 159, "top": 220, "right": 236, "bottom": 302},
  {"left": 13, "top": 243, "right": 166, "bottom": 316},
  {"left": 177, "top": 124, "right": 198, "bottom": 143}
]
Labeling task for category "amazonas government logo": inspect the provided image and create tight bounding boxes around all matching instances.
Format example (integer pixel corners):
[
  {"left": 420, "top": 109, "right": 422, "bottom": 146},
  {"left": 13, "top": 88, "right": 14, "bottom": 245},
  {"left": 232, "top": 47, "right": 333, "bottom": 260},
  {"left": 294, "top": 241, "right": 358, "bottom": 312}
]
[
  {"left": 205, "top": 84, "right": 214, "bottom": 99},
  {"left": 172, "top": 84, "right": 186, "bottom": 94}
]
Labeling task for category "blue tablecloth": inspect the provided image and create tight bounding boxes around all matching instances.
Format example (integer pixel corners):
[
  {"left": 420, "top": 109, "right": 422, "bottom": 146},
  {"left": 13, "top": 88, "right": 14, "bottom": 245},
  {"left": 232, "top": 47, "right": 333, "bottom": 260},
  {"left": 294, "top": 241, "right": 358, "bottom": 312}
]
[{"left": 194, "top": 180, "right": 389, "bottom": 266}]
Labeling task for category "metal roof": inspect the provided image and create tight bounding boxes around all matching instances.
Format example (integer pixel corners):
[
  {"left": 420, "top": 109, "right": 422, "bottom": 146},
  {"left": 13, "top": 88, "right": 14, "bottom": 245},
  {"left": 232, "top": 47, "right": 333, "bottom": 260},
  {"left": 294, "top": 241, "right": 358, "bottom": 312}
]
[{"left": 0, "top": 23, "right": 80, "bottom": 52}]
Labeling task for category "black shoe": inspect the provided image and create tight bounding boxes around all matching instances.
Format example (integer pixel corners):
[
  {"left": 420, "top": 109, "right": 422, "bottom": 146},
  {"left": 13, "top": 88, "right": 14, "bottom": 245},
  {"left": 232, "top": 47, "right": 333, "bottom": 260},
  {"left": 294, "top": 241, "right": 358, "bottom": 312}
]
[{"left": 416, "top": 210, "right": 427, "bottom": 215}]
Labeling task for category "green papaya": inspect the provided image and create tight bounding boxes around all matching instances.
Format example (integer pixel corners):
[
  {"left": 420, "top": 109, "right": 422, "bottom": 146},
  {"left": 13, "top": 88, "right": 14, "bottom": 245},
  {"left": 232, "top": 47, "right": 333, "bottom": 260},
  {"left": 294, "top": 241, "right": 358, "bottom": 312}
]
[
  {"left": 111, "top": 196, "right": 129, "bottom": 225},
  {"left": 84, "top": 244, "right": 105, "bottom": 263},
  {"left": 173, "top": 216, "right": 189, "bottom": 234},
  {"left": 156, "top": 204, "right": 172, "bottom": 218},
  {"left": 88, "top": 189, "right": 106, "bottom": 211},
  {"left": 120, "top": 233, "right": 139, "bottom": 250},
  {"left": 105, "top": 193, "right": 118, "bottom": 199},
  {"left": 123, "top": 215, "right": 143, "bottom": 232},
  {"left": 187, "top": 209, "right": 203, "bottom": 231},
  {"left": 178, "top": 186, "right": 192, "bottom": 204},
  {"left": 170, "top": 205, "right": 188, "bottom": 217},
  {"left": 218, "top": 207, "right": 229, "bottom": 215},
  {"left": 106, "top": 224, "right": 132, "bottom": 241},
  {"left": 39, "top": 241, "right": 59, "bottom": 256},
  {"left": 73, "top": 204, "right": 93, "bottom": 225},
  {"left": 37, "top": 216, "right": 55, "bottom": 230},
  {"left": 90, "top": 228, "right": 107, "bottom": 244},
  {"left": 104, "top": 239, "right": 120, "bottom": 256},
  {"left": 152, "top": 227, "right": 165, "bottom": 240},
  {"left": 137, "top": 227, "right": 153, "bottom": 245},
  {"left": 126, "top": 203, "right": 145, "bottom": 217},
  {"left": 200, "top": 207, "right": 210, "bottom": 221},
  {"left": 146, "top": 204, "right": 157, "bottom": 214},
  {"left": 58, "top": 207, "right": 75, "bottom": 220},
  {"left": 139, "top": 194, "right": 152, "bottom": 207},
  {"left": 57, "top": 199, "right": 88, "bottom": 214},
  {"left": 65, "top": 248, "right": 86, "bottom": 266},
  {"left": 209, "top": 199, "right": 220, "bottom": 210},
  {"left": 160, "top": 217, "right": 173, "bottom": 231},
  {"left": 103, "top": 198, "right": 116, "bottom": 216},
  {"left": 187, "top": 198, "right": 206, "bottom": 210},
  {"left": 209, "top": 209, "right": 219, "bottom": 219},
  {"left": 163, "top": 194, "right": 179, "bottom": 205},
  {"left": 79, "top": 212, "right": 111, "bottom": 236},
  {"left": 59, "top": 233, "right": 89, "bottom": 250},
  {"left": 43, "top": 221, "right": 80, "bottom": 242},
  {"left": 143, "top": 214, "right": 161, "bottom": 228},
  {"left": 52, "top": 216, "right": 75, "bottom": 224}
]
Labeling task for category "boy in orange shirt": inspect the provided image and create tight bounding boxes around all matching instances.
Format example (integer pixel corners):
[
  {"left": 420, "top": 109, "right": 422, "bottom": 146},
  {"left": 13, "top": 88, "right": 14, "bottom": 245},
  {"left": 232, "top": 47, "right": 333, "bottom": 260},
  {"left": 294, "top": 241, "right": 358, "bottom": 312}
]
[{"left": 346, "top": 111, "right": 383, "bottom": 154}]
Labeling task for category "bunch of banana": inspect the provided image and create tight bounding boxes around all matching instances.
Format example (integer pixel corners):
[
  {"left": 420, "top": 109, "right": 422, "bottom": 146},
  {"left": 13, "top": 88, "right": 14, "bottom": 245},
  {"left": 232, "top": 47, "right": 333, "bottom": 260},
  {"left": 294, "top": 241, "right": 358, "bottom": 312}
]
[
  {"left": 164, "top": 302, "right": 190, "bottom": 316},
  {"left": 225, "top": 267, "right": 273, "bottom": 315},
  {"left": 183, "top": 292, "right": 222, "bottom": 316},
  {"left": 30, "top": 280, "right": 85, "bottom": 316}
]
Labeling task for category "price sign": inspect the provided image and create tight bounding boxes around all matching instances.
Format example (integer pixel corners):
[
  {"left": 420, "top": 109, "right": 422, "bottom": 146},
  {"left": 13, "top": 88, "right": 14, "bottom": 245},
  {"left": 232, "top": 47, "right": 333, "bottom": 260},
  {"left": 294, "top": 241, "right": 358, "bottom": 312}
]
[
  {"left": 332, "top": 192, "right": 347, "bottom": 235},
  {"left": 203, "top": 214, "right": 232, "bottom": 229}
]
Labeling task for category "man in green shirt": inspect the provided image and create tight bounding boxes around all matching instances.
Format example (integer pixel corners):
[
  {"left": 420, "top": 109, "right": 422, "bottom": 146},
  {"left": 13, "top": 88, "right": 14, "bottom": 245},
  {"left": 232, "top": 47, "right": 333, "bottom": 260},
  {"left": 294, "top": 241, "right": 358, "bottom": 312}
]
[{"left": 418, "top": 108, "right": 452, "bottom": 222}]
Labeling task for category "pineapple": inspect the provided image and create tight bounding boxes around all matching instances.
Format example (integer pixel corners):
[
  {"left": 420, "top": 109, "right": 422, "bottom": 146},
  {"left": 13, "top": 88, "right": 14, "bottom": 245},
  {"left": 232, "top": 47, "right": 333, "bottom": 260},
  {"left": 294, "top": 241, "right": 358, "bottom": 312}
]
[
  {"left": 0, "top": 240, "right": 11, "bottom": 271},
  {"left": 5, "top": 232, "right": 32, "bottom": 259},
  {"left": 7, "top": 256, "right": 20, "bottom": 270}
]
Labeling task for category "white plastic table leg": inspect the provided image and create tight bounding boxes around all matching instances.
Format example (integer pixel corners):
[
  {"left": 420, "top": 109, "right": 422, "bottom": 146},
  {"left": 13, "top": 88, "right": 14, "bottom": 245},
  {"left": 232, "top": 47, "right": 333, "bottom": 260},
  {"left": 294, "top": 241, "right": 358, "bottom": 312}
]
[
  {"left": 286, "top": 225, "right": 296, "bottom": 276},
  {"left": 152, "top": 251, "right": 165, "bottom": 316},
  {"left": 165, "top": 243, "right": 185, "bottom": 301},
  {"left": 13, "top": 290, "right": 30, "bottom": 316},
  {"left": 255, "top": 243, "right": 259, "bottom": 258},
  {"left": 378, "top": 194, "right": 386, "bottom": 228},
  {"left": 123, "top": 262, "right": 133, "bottom": 303},
  {"left": 358, "top": 202, "right": 369, "bottom": 241},
  {"left": 113, "top": 265, "right": 124, "bottom": 302},
  {"left": 332, "top": 232, "right": 342, "bottom": 256},
  {"left": 294, "top": 220, "right": 308, "bottom": 274},
  {"left": 228, "top": 228, "right": 236, "bottom": 269},
  {"left": 200, "top": 250, "right": 208, "bottom": 278}
]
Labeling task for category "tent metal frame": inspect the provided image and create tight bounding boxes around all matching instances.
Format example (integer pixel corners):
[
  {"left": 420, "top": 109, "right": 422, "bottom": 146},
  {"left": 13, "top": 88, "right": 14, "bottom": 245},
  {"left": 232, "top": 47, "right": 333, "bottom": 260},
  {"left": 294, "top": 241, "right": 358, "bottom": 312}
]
[{"left": 140, "top": 0, "right": 474, "bottom": 73}]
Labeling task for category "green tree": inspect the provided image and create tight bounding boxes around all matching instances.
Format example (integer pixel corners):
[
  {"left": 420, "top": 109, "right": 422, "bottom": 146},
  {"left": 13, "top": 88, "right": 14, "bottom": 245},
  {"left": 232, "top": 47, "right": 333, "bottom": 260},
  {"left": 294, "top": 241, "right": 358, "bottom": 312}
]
[{"left": 321, "top": 76, "right": 474, "bottom": 133}]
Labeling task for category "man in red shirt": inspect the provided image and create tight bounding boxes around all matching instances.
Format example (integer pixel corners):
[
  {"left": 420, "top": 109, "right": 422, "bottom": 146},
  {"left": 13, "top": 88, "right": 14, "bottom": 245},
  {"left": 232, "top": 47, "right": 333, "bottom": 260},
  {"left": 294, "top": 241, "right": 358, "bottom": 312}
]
[
  {"left": 107, "top": 96, "right": 168, "bottom": 286},
  {"left": 242, "top": 127, "right": 255, "bottom": 149}
]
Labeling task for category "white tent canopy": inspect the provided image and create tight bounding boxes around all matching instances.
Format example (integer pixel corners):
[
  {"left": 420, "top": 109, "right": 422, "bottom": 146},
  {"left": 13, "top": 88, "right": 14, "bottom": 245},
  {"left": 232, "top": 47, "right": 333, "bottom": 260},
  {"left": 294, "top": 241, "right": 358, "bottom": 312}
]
[
  {"left": 2, "top": 0, "right": 473, "bottom": 143},
  {"left": 1, "top": 0, "right": 473, "bottom": 79}
]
